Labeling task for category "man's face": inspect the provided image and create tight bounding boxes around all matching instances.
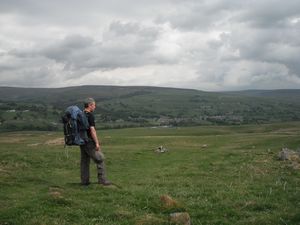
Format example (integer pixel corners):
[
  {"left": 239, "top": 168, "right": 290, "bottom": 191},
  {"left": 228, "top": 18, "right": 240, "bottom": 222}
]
[{"left": 89, "top": 102, "right": 96, "bottom": 112}]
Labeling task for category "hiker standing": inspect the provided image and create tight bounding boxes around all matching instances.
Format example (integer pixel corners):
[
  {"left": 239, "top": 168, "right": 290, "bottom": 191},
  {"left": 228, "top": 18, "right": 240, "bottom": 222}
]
[{"left": 80, "top": 97, "right": 111, "bottom": 186}]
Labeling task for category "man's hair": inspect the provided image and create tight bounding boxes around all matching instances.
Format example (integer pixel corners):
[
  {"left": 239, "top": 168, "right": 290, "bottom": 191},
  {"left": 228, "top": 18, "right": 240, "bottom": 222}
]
[{"left": 84, "top": 97, "right": 95, "bottom": 108}]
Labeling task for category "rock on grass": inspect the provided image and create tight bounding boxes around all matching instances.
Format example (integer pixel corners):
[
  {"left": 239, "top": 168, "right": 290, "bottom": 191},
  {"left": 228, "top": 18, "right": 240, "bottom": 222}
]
[
  {"left": 160, "top": 195, "right": 180, "bottom": 209},
  {"left": 170, "top": 212, "right": 191, "bottom": 225}
]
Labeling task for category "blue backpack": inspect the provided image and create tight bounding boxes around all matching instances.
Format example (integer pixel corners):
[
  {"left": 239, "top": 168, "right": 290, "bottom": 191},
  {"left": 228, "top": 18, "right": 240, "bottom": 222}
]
[{"left": 62, "top": 105, "right": 89, "bottom": 146}]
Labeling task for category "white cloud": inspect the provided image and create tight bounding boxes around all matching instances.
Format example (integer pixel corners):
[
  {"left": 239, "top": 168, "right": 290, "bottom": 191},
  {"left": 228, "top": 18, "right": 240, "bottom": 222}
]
[{"left": 0, "top": 0, "right": 300, "bottom": 90}]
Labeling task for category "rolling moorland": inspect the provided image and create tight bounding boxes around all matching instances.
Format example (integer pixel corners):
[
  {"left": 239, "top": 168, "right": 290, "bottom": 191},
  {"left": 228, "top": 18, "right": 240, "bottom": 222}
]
[
  {"left": 1, "top": 123, "right": 300, "bottom": 224},
  {"left": 1, "top": 87, "right": 300, "bottom": 224},
  {"left": 0, "top": 86, "right": 300, "bottom": 131}
]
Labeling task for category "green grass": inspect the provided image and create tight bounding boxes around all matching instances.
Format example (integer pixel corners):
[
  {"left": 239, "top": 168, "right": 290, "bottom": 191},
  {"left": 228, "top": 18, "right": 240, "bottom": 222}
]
[{"left": 1, "top": 122, "right": 300, "bottom": 225}]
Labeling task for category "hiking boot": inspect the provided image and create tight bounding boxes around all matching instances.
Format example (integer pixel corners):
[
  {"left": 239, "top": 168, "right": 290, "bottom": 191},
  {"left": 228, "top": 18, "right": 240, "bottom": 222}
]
[
  {"left": 81, "top": 182, "right": 90, "bottom": 186},
  {"left": 99, "top": 180, "right": 112, "bottom": 186}
]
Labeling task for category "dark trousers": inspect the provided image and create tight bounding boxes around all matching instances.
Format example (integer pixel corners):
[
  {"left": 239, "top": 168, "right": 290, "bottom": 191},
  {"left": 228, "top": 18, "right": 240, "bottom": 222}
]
[{"left": 80, "top": 141, "right": 107, "bottom": 184}]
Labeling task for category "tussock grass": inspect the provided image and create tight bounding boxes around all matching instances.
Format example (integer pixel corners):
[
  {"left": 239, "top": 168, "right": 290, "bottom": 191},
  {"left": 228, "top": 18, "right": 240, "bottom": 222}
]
[{"left": 1, "top": 122, "right": 300, "bottom": 225}]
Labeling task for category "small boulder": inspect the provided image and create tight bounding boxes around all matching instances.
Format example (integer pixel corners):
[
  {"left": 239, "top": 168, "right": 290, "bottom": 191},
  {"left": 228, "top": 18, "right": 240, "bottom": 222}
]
[
  {"left": 170, "top": 212, "right": 191, "bottom": 225},
  {"left": 278, "top": 148, "right": 299, "bottom": 161},
  {"left": 155, "top": 145, "right": 168, "bottom": 153}
]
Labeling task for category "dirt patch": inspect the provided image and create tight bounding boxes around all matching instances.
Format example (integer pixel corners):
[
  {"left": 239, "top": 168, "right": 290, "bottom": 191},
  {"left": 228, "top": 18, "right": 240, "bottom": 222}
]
[
  {"left": 49, "top": 187, "right": 64, "bottom": 199},
  {"left": 45, "top": 138, "right": 64, "bottom": 145},
  {"left": 271, "top": 128, "right": 300, "bottom": 135},
  {"left": 135, "top": 214, "right": 166, "bottom": 225},
  {"left": 0, "top": 137, "right": 26, "bottom": 144},
  {"left": 27, "top": 143, "right": 42, "bottom": 147},
  {"left": 0, "top": 167, "right": 10, "bottom": 175},
  {"left": 114, "top": 209, "right": 133, "bottom": 219}
]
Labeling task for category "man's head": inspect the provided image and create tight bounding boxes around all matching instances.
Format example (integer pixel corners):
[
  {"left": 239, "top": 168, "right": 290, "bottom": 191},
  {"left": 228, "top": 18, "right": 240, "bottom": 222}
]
[{"left": 84, "top": 97, "right": 96, "bottom": 112}]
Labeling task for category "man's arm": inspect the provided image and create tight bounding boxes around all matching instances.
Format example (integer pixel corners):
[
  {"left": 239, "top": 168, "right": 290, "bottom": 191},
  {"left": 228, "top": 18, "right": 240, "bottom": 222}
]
[{"left": 90, "top": 126, "right": 101, "bottom": 151}]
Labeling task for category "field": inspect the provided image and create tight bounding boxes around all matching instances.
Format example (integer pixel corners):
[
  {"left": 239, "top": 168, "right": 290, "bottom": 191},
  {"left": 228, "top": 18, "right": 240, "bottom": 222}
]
[{"left": 1, "top": 122, "right": 300, "bottom": 225}]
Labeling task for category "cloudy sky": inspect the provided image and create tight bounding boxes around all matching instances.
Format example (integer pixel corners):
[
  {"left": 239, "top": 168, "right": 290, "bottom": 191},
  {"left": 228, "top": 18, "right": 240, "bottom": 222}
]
[{"left": 0, "top": 0, "right": 300, "bottom": 91}]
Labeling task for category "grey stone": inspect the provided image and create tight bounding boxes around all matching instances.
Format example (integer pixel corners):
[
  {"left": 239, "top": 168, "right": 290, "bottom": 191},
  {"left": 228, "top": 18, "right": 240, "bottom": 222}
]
[{"left": 170, "top": 212, "right": 191, "bottom": 225}]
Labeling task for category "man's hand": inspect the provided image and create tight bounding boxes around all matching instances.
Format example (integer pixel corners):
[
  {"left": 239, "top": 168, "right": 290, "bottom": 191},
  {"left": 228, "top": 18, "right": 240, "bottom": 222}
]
[{"left": 95, "top": 143, "right": 100, "bottom": 151}]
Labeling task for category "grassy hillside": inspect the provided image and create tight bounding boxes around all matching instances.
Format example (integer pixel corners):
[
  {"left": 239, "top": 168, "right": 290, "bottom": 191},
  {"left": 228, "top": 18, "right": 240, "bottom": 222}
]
[
  {"left": 0, "top": 86, "right": 300, "bottom": 131},
  {"left": 1, "top": 123, "right": 300, "bottom": 224}
]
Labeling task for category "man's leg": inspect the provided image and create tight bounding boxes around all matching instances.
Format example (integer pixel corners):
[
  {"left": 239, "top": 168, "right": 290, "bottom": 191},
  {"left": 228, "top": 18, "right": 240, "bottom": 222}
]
[
  {"left": 94, "top": 151, "right": 109, "bottom": 184},
  {"left": 85, "top": 142, "right": 111, "bottom": 185},
  {"left": 80, "top": 145, "right": 90, "bottom": 185}
]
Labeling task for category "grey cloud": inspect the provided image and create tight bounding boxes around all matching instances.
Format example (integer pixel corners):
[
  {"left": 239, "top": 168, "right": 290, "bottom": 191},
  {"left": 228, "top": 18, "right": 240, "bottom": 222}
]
[
  {"left": 42, "top": 35, "right": 95, "bottom": 62},
  {"left": 0, "top": 0, "right": 300, "bottom": 90},
  {"left": 107, "top": 21, "right": 159, "bottom": 41},
  {"left": 223, "top": 25, "right": 300, "bottom": 76},
  {"left": 157, "top": 0, "right": 242, "bottom": 30},
  {"left": 160, "top": 0, "right": 300, "bottom": 31},
  {"left": 0, "top": 55, "right": 62, "bottom": 87},
  {"left": 201, "top": 1, "right": 300, "bottom": 79},
  {"left": 234, "top": 1, "right": 300, "bottom": 28},
  {"left": 0, "top": 0, "right": 173, "bottom": 27},
  {"left": 0, "top": 19, "right": 171, "bottom": 85},
  {"left": 38, "top": 21, "right": 170, "bottom": 71}
]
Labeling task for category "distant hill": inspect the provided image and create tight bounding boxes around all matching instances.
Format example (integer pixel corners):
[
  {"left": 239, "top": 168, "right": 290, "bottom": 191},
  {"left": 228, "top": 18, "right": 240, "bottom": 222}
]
[
  {"left": 0, "top": 85, "right": 300, "bottom": 131},
  {"left": 223, "top": 89, "right": 300, "bottom": 102}
]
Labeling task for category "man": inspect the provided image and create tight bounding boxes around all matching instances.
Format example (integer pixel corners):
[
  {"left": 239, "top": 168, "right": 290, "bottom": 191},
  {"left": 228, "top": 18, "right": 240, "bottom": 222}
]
[{"left": 80, "top": 97, "right": 112, "bottom": 186}]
